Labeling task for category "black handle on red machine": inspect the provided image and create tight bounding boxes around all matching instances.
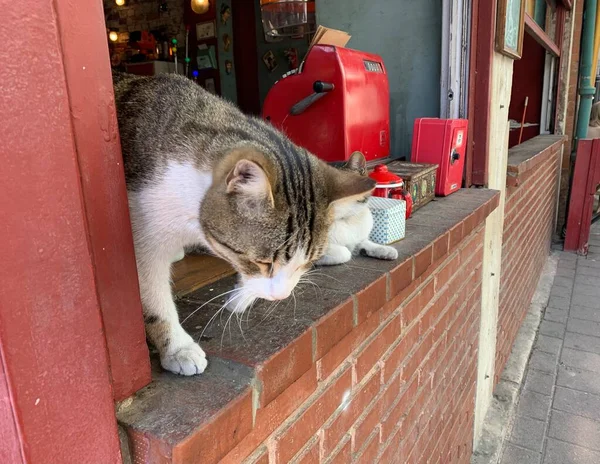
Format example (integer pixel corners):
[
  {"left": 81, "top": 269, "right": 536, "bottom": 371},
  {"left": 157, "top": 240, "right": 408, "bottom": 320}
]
[{"left": 290, "top": 81, "right": 335, "bottom": 116}]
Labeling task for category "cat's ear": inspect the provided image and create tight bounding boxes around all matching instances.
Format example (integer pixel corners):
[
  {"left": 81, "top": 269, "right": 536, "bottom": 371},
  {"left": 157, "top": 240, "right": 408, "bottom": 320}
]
[
  {"left": 226, "top": 159, "right": 274, "bottom": 206},
  {"left": 326, "top": 166, "right": 376, "bottom": 205},
  {"left": 345, "top": 151, "right": 367, "bottom": 173}
]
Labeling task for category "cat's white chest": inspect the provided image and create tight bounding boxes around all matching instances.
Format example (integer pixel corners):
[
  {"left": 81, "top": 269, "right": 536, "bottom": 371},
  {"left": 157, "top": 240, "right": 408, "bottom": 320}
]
[
  {"left": 128, "top": 161, "right": 212, "bottom": 253},
  {"left": 328, "top": 203, "right": 372, "bottom": 252}
]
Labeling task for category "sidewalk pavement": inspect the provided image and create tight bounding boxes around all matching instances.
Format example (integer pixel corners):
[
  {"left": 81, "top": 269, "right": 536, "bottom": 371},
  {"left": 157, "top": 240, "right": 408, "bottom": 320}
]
[{"left": 500, "top": 224, "right": 600, "bottom": 464}]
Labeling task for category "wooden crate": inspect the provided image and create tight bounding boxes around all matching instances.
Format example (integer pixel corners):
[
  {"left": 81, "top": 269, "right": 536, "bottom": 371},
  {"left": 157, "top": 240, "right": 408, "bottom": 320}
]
[{"left": 386, "top": 161, "right": 438, "bottom": 212}]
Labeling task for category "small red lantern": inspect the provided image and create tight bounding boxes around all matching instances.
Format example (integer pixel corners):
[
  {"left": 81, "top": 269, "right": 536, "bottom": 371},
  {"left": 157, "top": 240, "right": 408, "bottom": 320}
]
[{"left": 369, "top": 164, "right": 413, "bottom": 218}]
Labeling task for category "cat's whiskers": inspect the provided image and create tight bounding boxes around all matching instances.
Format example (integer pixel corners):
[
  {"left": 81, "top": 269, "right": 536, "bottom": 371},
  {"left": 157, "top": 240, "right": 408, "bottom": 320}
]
[
  {"left": 181, "top": 287, "right": 239, "bottom": 325},
  {"left": 198, "top": 288, "right": 244, "bottom": 340}
]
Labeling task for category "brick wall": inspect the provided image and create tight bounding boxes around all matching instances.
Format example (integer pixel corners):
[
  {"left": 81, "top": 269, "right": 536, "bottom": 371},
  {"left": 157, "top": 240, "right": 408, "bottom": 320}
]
[
  {"left": 221, "top": 226, "right": 486, "bottom": 463},
  {"left": 495, "top": 137, "right": 563, "bottom": 383}
]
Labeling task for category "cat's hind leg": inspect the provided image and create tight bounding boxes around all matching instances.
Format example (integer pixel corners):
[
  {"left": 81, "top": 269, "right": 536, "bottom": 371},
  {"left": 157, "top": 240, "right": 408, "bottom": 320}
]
[
  {"left": 316, "top": 244, "right": 352, "bottom": 266},
  {"left": 358, "top": 240, "right": 398, "bottom": 260}
]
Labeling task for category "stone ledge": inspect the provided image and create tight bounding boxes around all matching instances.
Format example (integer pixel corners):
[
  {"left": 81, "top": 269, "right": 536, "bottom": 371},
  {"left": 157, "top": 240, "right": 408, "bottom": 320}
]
[
  {"left": 118, "top": 188, "right": 500, "bottom": 464},
  {"left": 506, "top": 135, "right": 565, "bottom": 187}
]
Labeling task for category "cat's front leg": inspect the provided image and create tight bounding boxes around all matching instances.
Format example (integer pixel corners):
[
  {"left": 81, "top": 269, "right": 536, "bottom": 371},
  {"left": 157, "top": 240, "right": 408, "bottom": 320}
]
[
  {"left": 137, "top": 253, "right": 207, "bottom": 375},
  {"left": 316, "top": 244, "right": 352, "bottom": 266},
  {"left": 358, "top": 240, "right": 398, "bottom": 261}
]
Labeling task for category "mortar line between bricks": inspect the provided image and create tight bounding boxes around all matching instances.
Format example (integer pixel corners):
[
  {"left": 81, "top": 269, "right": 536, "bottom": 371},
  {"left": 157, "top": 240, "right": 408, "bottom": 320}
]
[{"left": 540, "top": 251, "right": 577, "bottom": 464}]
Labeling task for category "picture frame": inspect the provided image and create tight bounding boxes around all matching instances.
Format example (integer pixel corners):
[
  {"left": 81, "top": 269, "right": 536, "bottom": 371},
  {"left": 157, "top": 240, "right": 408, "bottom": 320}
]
[
  {"left": 496, "top": 0, "right": 526, "bottom": 59},
  {"left": 196, "top": 21, "right": 216, "bottom": 40},
  {"left": 262, "top": 50, "right": 278, "bottom": 73}
]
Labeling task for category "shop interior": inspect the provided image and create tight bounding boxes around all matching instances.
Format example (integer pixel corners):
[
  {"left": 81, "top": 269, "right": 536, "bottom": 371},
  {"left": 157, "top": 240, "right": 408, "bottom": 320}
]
[{"left": 104, "top": 0, "right": 317, "bottom": 295}]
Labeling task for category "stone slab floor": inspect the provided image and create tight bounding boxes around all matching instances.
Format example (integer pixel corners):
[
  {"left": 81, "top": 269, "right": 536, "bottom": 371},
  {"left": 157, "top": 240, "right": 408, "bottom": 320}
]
[{"left": 501, "top": 223, "right": 600, "bottom": 464}]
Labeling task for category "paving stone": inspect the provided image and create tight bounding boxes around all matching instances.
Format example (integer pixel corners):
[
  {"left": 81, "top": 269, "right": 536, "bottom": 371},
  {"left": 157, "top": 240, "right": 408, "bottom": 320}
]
[
  {"left": 547, "top": 296, "right": 571, "bottom": 310},
  {"left": 561, "top": 348, "right": 600, "bottom": 374},
  {"left": 567, "top": 318, "right": 600, "bottom": 338},
  {"left": 529, "top": 349, "right": 559, "bottom": 374},
  {"left": 524, "top": 369, "right": 556, "bottom": 396},
  {"left": 571, "top": 293, "right": 598, "bottom": 309},
  {"left": 553, "top": 276, "right": 575, "bottom": 289},
  {"left": 557, "top": 365, "right": 600, "bottom": 396},
  {"left": 553, "top": 387, "right": 600, "bottom": 422},
  {"left": 576, "top": 265, "right": 600, "bottom": 278},
  {"left": 577, "top": 257, "right": 600, "bottom": 269},
  {"left": 510, "top": 415, "right": 546, "bottom": 452},
  {"left": 550, "top": 285, "right": 572, "bottom": 298},
  {"left": 573, "top": 284, "right": 600, "bottom": 298},
  {"left": 570, "top": 306, "right": 600, "bottom": 323},
  {"left": 501, "top": 444, "right": 541, "bottom": 464},
  {"left": 544, "top": 307, "right": 568, "bottom": 324},
  {"left": 548, "top": 410, "right": 600, "bottom": 452},
  {"left": 556, "top": 268, "right": 576, "bottom": 279},
  {"left": 539, "top": 320, "right": 567, "bottom": 339},
  {"left": 564, "top": 332, "right": 600, "bottom": 355},
  {"left": 517, "top": 390, "right": 552, "bottom": 421},
  {"left": 543, "top": 438, "right": 600, "bottom": 464},
  {"left": 574, "top": 274, "right": 600, "bottom": 286},
  {"left": 534, "top": 334, "right": 563, "bottom": 356},
  {"left": 558, "top": 260, "right": 577, "bottom": 271}
]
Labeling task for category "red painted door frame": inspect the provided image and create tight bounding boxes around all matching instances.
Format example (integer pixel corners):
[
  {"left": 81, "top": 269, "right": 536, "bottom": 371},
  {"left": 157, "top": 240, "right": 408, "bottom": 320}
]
[
  {"left": 1, "top": 0, "right": 150, "bottom": 461},
  {"left": 468, "top": 0, "right": 496, "bottom": 186},
  {"left": 564, "top": 139, "right": 600, "bottom": 253}
]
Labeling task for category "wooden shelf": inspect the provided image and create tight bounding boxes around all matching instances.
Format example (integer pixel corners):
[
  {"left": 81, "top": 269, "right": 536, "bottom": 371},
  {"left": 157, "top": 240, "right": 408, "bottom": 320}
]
[{"left": 172, "top": 254, "right": 235, "bottom": 297}]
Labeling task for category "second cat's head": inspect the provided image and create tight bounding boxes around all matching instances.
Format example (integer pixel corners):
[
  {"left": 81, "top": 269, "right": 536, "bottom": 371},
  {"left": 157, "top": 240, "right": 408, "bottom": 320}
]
[{"left": 200, "top": 145, "right": 374, "bottom": 310}]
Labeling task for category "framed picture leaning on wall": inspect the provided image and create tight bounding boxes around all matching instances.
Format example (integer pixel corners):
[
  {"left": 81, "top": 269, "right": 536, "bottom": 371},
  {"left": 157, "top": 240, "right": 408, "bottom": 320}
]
[{"left": 496, "top": 0, "right": 526, "bottom": 59}]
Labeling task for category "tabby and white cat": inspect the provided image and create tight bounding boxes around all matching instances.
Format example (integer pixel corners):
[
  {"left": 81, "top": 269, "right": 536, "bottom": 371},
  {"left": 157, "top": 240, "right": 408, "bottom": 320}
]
[
  {"left": 113, "top": 73, "right": 375, "bottom": 376},
  {"left": 317, "top": 152, "right": 398, "bottom": 265}
]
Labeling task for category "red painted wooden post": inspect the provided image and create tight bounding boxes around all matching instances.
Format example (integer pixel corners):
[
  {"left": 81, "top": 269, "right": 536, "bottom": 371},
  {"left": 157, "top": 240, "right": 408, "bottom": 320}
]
[
  {"left": 564, "top": 139, "right": 600, "bottom": 253},
  {"left": 53, "top": 0, "right": 151, "bottom": 401},
  {"left": 470, "top": 0, "right": 496, "bottom": 186},
  {"left": 0, "top": 0, "right": 129, "bottom": 461}
]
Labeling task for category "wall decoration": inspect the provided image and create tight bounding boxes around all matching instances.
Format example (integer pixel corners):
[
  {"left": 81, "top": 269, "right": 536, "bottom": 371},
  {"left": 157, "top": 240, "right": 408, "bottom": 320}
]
[
  {"left": 197, "top": 43, "right": 217, "bottom": 69},
  {"left": 225, "top": 60, "right": 233, "bottom": 75},
  {"left": 205, "top": 78, "right": 217, "bottom": 94},
  {"left": 222, "top": 33, "right": 231, "bottom": 52},
  {"left": 496, "top": 0, "right": 525, "bottom": 59},
  {"left": 196, "top": 21, "right": 216, "bottom": 40},
  {"left": 220, "top": 4, "right": 231, "bottom": 25},
  {"left": 284, "top": 48, "right": 299, "bottom": 69},
  {"left": 262, "top": 50, "right": 278, "bottom": 73}
]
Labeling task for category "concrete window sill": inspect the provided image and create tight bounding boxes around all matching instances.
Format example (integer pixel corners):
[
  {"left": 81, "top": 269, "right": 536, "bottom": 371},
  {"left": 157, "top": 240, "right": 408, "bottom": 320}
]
[
  {"left": 117, "top": 189, "right": 500, "bottom": 464},
  {"left": 507, "top": 135, "right": 566, "bottom": 189}
]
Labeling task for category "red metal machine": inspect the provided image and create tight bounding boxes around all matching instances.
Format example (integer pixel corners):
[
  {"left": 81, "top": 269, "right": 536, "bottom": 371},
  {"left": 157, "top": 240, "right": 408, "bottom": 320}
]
[
  {"left": 411, "top": 118, "right": 468, "bottom": 196},
  {"left": 262, "top": 44, "right": 390, "bottom": 164}
]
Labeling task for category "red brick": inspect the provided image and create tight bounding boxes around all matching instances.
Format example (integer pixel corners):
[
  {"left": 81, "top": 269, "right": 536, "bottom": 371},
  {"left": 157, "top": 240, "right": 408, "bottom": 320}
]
[
  {"left": 355, "top": 315, "right": 401, "bottom": 381},
  {"left": 294, "top": 439, "right": 319, "bottom": 464},
  {"left": 434, "top": 254, "right": 460, "bottom": 292},
  {"left": 315, "top": 298, "right": 355, "bottom": 360},
  {"left": 449, "top": 222, "right": 464, "bottom": 251},
  {"left": 401, "top": 332, "right": 433, "bottom": 385},
  {"left": 414, "top": 246, "right": 433, "bottom": 279},
  {"left": 317, "top": 314, "right": 380, "bottom": 381},
  {"left": 382, "top": 323, "right": 419, "bottom": 383},
  {"left": 275, "top": 369, "right": 352, "bottom": 463},
  {"left": 173, "top": 390, "right": 253, "bottom": 464},
  {"left": 381, "top": 378, "right": 418, "bottom": 442},
  {"left": 354, "top": 430, "right": 380, "bottom": 464},
  {"left": 356, "top": 275, "right": 387, "bottom": 324},
  {"left": 221, "top": 367, "right": 318, "bottom": 463},
  {"left": 322, "top": 372, "right": 381, "bottom": 455},
  {"left": 258, "top": 329, "right": 314, "bottom": 406},
  {"left": 432, "top": 232, "right": 450, "bottom": 262},
  {"left": 389, "top": 257, "right": 413, "bottom": 299},
  {"left": 327, "top": 437, "right": 351, "bottom": 464},
  {"left": 253, "top": 449, "right": 270, "bottom": 464}
]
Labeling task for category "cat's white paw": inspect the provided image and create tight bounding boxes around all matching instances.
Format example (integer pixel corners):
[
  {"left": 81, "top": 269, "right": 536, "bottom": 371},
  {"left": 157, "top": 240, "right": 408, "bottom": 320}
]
[
  {"left": 171, "top": 248, "right": 185, "bottom": 263},
  {"left": 161, "top": 342, "right": 207, "bottom": 376},
  {"left": 316, "top": 246, "right": 352, "bottom": 266},
  {"left": 363, "top": 245, "right": 398, "bottom": 261}
]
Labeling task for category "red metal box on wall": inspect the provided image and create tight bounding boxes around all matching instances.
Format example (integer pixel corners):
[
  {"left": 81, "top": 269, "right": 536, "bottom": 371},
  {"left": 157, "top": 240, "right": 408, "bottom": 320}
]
[
  {"left": 411, "top": 118, "right": 468, "bottom": 196},
  {"left": 262, "top": 44, "right": 390, "bottom": 164}
]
